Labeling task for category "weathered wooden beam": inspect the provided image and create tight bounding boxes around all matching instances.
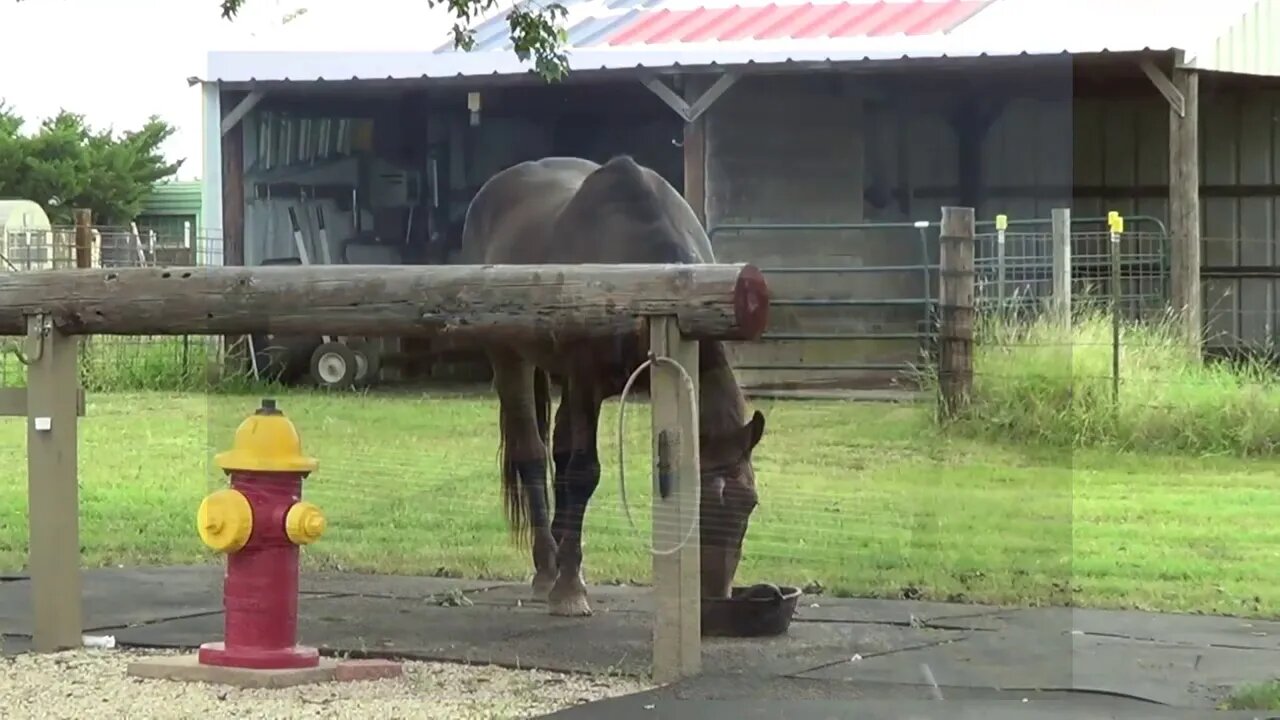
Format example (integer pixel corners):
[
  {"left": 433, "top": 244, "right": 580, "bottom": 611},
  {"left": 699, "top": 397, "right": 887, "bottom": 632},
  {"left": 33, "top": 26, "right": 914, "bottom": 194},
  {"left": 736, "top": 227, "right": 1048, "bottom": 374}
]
[
  {"left": 0, "top": 264, "right": 771, "bottom": 342},
  {"left": 1137, "top": 58, "right": 1186, "bottom": 118},
  {"left": 0, "top": 387, "right": 86, "bottom": 418},
  {"left": 648, "top": 315, "right": 701, "bottom": 685},
  {"left": 1168, "top": 67, "right": 1201, "bottom": 354},
  {"left": 220, "top": 90, "right": 265, "bottom": 136},
  {"left": 642, "top": 72, "right": 737, "bottom": 123}
]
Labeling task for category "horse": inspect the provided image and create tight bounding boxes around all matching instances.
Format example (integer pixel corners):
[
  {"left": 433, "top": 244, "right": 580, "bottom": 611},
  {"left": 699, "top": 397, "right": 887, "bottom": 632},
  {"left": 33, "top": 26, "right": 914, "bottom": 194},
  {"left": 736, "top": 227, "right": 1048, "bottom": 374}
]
[{"left": 458, "top": 155, "right": 767, "bottom": 617}]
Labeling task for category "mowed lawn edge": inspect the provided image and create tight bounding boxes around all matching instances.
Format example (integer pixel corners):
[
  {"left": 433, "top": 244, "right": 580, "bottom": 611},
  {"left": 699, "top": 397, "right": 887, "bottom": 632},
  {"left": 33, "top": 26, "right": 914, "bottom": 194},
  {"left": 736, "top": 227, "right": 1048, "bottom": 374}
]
[{"left": 1, "top": 390, "right": 1277, "bottom": 619}]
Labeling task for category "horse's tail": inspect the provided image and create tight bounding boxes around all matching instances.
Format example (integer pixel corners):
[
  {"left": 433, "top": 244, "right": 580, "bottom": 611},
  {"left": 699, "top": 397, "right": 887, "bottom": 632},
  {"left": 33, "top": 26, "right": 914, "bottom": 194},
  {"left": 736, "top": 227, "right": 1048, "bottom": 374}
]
[{"left": 498, "top": 366, "right": 554, "bottom": 547}]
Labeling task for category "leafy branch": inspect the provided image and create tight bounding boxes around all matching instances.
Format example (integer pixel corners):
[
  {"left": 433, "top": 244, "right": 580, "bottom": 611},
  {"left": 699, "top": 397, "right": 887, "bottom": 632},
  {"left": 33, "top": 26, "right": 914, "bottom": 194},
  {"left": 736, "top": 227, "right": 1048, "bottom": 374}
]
[{"left": 218, "top": 0, "right": 571, "bottom": 81}]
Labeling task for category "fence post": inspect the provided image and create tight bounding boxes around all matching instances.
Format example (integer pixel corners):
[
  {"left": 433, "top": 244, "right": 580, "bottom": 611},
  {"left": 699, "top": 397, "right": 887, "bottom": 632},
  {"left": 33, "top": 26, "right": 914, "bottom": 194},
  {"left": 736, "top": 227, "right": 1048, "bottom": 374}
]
[
  {"left": 24, "top": 314, "right": 84, "bottom": 652},
  {"left": 1051, "top": 208, "right": 1071, "bottom": 328},
  {"left": 1108, "top": 212, "right": 1124, "bottom": 403},
  {"left": 648, "top": 315, "right": 701, "bottom": 684},
  {"left": 938, "top": 207, "right": 975, "bottom": 420},
  {"left": 73, "top": 209, "right": 92, "bottom": 269}
]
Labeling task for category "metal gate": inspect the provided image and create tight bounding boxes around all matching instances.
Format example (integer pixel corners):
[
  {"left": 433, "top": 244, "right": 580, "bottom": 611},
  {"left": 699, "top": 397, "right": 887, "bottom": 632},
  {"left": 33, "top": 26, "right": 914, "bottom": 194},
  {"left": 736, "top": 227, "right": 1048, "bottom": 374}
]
[
  {"left": 707, "top": 221, "right": 940, "bottom": 391},
  {"left": 708, "top": 213, "right": 1171, "bottom": 391}
]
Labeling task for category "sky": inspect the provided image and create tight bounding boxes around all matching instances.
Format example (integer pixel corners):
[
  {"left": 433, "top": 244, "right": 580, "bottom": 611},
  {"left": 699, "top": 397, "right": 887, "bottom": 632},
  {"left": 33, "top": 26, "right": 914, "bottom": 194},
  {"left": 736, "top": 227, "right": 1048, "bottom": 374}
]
[{"left": 0, "top": 0, "right": 308, "bottom": 181}]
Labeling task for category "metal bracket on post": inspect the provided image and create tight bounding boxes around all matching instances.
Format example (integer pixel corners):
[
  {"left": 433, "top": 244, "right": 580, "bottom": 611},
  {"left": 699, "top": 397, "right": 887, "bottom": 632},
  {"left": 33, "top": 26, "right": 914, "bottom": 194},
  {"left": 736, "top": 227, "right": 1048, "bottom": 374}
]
[
  {"left": 24, "top": 312, "right": 83, "bottom": 653},
  {"left": 648, "top": 315, "right": 701, "bottom": 685}
]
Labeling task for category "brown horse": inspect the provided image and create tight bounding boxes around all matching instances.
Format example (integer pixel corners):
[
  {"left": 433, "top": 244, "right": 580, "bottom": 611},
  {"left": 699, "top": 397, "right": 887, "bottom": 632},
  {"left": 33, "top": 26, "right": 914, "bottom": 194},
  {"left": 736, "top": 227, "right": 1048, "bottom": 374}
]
[{"left": 459, "top": 155, "right": 767, "bottom": 617}]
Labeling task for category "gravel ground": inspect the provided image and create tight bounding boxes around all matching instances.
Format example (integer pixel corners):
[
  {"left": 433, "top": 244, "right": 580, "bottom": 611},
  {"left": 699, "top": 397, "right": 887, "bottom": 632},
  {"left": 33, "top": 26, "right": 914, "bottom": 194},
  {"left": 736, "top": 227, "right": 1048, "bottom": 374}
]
[{"left": 0, "top": 648, "right": 653, "bottom": 719}]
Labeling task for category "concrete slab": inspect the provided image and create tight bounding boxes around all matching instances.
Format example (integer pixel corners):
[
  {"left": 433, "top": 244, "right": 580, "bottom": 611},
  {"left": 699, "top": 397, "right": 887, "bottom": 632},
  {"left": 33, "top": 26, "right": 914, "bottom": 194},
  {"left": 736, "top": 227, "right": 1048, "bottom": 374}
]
[
  {"left": 1067, "top": 608, "right": 1280, "bottom": 651},
  {"left": 0, "top": 565, "right": 225, "bottom": 635},
  {"left": 538, "top": 689, "right": 1267, "bottom": 720},
  {"left": 126, "top": 654, "right": 340, "bottom": 689},
  {"left": 299, "top": 572, "right": 502, "bottom": 600},
  {"left": 794, "top": 596, "right": 1008, "bottom": 631},
  {"left": 796, "top": 630, "right": 1280, "bottom": 708},
  {"left": 114, "top": 593, "right": 965, "bottom": 678}
]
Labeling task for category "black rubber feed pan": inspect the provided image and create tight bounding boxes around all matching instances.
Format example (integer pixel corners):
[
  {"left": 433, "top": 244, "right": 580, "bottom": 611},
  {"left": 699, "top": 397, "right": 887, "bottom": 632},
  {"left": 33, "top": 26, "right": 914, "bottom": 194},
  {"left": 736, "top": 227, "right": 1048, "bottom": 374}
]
[{"left": 700, "top": 584, "right": 802, "bottom": 637}]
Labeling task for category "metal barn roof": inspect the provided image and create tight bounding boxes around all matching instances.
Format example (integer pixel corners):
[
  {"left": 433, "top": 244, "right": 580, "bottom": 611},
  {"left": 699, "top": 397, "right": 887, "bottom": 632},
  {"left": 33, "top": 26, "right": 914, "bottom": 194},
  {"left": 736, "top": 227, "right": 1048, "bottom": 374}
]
[{"left": 202, "top": 0, "right": 1271, "bottom": 83}]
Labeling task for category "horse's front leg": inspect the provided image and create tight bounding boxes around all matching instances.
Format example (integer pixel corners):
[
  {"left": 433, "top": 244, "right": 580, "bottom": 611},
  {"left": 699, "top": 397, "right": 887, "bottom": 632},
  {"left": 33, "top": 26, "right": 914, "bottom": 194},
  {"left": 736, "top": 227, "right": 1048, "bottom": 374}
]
[{"left": 548, "top": 375, "right": 603, "bottom": 617}]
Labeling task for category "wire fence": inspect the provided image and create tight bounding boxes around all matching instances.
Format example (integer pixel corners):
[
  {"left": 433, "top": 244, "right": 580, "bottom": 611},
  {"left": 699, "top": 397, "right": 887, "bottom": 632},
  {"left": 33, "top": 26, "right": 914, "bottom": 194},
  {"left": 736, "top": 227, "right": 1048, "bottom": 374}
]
[
  {"left": 964, "top": 230, "right": 1280, "bottom": 456},
  {"left": 0, "top": 227, "right": 223, "bottom": 392}
]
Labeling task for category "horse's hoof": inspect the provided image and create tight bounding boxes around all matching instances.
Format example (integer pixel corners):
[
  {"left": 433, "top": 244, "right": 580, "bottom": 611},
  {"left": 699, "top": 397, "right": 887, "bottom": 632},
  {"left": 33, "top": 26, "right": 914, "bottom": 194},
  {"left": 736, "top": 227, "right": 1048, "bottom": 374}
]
[
  {"left": 549, "top": 594, "right": 594, "bottom": 617},
  {"left": 530, "top": 574, "right": 556, "bottom": 601}
]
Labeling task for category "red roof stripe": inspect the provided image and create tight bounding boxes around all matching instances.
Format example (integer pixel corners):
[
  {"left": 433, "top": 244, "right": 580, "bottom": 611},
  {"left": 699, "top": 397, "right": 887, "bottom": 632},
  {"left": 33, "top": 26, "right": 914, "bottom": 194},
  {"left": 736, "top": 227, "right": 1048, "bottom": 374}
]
[
  {"left": 602, "top": 1, "right": 989, "bottom": 45},
  {"left": 791, "top": 3, "right": 864, "bottom": 39},
  {"left": 900, "top": 0, "right": 987, "bottom": 34}
]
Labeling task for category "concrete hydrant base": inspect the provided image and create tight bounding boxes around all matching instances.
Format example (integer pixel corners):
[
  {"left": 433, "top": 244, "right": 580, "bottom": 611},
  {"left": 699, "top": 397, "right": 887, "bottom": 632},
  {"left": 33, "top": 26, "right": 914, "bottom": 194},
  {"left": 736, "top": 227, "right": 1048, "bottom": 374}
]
[{"left": 126, "top": 654, "right": 404, "bottom": 689}]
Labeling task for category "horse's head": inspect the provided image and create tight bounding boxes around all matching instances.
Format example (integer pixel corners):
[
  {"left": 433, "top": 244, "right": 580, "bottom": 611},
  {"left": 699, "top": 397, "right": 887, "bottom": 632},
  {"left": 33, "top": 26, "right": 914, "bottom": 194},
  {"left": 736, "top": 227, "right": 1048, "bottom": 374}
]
[{"left": 697, "top": 407, "right": 765, "bottom": 599}]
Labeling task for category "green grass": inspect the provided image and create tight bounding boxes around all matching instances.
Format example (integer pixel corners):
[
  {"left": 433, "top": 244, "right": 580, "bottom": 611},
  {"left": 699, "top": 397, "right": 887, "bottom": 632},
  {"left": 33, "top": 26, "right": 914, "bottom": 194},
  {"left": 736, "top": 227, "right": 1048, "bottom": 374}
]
[
  {"left": 930, "top": 305, "right": 1280, "bottom": 456},
  {"left": 2, "top": 390, "right": 1278, "bottom": 618},
  {"left": 1221, "top": 680, "right": 1280, "bottom": 711}
]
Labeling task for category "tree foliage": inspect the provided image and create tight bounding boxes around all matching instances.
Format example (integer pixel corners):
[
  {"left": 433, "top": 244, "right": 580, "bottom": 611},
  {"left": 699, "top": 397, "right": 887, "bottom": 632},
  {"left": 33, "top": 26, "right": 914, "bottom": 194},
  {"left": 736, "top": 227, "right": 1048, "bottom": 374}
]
[
  {"left": 218, "top": 0, "right": 571, "bottom": 81},
  {"left": 0, "top": 104, "right": 182, "bottom": 225}
]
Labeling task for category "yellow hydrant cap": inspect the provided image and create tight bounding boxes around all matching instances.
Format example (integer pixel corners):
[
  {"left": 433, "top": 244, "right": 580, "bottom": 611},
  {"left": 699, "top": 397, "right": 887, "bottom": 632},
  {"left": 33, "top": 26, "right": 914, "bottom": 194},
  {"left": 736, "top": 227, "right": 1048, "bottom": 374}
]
[
  {"left": 214, "top": 398, "right": 319, "bottom": 473},
  {"left": 197, "top": 488, "right": 254, "bottom": 553},
  {"left": 285, "top": 501, "right": 326, "bottom": 545}
]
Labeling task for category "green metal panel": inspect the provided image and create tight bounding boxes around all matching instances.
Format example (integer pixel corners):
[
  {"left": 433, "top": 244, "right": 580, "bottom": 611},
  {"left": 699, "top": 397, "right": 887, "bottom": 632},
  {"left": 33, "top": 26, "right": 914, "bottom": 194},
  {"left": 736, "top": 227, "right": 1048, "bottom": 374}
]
[
  {"left": 141, "top": 181, "right": 203, "bottom": 224},
  {"left": 1206, "top": 0, "right": 1280, "bottom": 76}
]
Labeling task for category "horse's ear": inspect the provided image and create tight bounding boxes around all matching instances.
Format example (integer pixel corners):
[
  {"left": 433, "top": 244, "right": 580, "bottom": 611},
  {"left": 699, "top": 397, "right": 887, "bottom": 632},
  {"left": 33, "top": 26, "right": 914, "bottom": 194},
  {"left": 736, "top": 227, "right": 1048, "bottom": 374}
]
[{"left": 742, "top": 410, "right": 765, "bottom": 453}]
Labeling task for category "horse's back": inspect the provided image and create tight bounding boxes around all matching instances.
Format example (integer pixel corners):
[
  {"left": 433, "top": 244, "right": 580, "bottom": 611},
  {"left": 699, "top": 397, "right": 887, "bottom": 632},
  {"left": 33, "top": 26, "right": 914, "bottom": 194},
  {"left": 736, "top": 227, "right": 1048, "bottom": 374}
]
[
  {"left": 460, "top": 155, "right": 713, "bottom": 267},
  {"left": 459, "top": 157, "right": 601, "bottom": 265}
]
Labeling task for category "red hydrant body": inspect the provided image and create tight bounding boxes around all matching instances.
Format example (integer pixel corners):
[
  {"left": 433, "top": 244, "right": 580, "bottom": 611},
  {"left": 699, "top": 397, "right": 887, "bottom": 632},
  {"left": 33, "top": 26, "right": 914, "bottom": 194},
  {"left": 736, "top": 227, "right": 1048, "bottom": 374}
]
[{"left": 196, "top": 399, "right": 325, "bottom": 670}]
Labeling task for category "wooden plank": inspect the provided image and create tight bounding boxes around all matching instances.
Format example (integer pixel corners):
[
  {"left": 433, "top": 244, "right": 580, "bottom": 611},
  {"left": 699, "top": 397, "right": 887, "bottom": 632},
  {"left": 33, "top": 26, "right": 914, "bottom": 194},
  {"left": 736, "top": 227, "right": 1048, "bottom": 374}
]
[
  {"left": 1168, "top": 67, "right": 1202, "bottom": 353},
  {"left": 73, "top": 209, "right": 93, "bottom": 269},
  {"left": 1051, "top": 207, "right": 1072, "bottom": 328},
  {"left": 0, "top": 387, "right": 86, "bottom": 418},
  {"left": 683, "top": 79, "right": 708, "bottom": 228},
  {"left": 24, "top": 316, "right": 83, "bottom": 652},
  {"left": 220, "top": 90, "right": 266, "bottom": 136},
  {"left": 0, "top": 264, "right": 772, "bottom": 342},
  {"left": 938, "top": 207, "right": 975, "bottom": 419},
  {"left": 648, "top": 315, "right": 701, "bottom": 684}
]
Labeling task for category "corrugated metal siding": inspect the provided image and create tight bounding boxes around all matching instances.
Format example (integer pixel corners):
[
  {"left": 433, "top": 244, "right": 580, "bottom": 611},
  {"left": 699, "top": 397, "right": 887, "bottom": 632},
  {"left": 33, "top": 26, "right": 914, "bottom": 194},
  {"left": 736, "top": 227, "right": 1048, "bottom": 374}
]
[
  {"left": 141, "top": 182, "right": 203, "bottom": 219},
  {"left": 706, "top": 80, "right": 1279, "bottom": 387},
  {"left": 1198, "top": 90, "right": 1280, "bottom": 349},
  {"left": 1205, "top": 0, "right": 1280, "bottom": 77}
]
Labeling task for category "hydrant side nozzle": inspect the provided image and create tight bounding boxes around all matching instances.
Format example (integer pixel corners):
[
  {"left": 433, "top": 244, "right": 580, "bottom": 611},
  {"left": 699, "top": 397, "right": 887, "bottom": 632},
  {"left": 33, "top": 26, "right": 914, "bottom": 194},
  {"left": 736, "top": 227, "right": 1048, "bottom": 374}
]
[
  {"left": 214, "top": 402, "right": 318, "bottom": 474},
  {"left": 197, "top": 489, "right": 254, "bottom": 553},
  {"left": 285, "top": 501, "right": 326, "bottom": 545}
]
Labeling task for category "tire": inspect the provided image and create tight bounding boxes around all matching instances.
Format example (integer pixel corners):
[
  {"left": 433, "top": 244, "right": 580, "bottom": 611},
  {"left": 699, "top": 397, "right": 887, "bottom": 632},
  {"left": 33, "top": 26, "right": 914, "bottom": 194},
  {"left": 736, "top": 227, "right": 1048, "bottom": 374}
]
[
  {"left": 346, "top": 339, "right": 382, "bottom": 388},
  {"left": 309, "top": 341, "right": 359, "bottom": 390}
]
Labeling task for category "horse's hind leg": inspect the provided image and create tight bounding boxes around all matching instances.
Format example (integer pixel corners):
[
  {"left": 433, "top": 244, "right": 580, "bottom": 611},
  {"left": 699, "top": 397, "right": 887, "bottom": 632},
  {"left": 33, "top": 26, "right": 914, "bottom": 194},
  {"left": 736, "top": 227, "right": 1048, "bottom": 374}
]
[
  {"left": 489, "top": 348, "right": 557, "bottom": 598},
  {"left": 547, "top": 374, "right": 604, "bottom": 617}
]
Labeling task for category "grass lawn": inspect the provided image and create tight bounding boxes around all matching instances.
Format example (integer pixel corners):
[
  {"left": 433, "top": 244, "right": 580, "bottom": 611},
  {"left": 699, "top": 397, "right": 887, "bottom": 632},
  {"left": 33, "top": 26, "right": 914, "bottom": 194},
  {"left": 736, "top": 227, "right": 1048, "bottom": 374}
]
[{"left": 1, "top": 390, "right": 1278, "bottom": 618}]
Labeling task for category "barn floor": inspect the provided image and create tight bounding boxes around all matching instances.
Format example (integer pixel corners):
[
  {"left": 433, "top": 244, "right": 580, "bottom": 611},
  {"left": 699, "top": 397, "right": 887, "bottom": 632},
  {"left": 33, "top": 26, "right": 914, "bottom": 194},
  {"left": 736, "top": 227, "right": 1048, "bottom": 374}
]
[{"left": 0, "top": 566, "right": 1275, "bottom": 718}]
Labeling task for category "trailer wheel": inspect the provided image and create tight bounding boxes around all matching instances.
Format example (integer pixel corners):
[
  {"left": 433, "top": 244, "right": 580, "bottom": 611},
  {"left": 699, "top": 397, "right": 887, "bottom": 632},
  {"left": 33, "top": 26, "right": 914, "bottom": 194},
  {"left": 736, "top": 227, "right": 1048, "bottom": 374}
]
[{"left": 309, "top": 341, "right": 359, "bottom": 389}]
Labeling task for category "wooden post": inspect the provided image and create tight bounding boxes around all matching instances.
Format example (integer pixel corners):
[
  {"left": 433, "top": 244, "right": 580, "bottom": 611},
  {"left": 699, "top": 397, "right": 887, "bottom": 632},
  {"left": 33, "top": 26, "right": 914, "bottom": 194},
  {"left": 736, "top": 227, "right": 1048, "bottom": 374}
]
[
  {"left": 24, "top": 314, "right": 83, "bottom": 652},
  {"left": 682, "top": 81, "right": 708, "bottom": 228},
  {"left": 72, "top": 209, "right": 92, "bottom": 269},
  {"left": 1168, "top": 67, "right": 1201, "bottom": 355},
  {"left": 1051, "top": 208, "right": 1072, "bottom": 328},
  {"left": 648, "top": 315, "right": 701, "bottom": 684},
  {"left": 938, "top": 207, "right": 975, "bottom": 419}
]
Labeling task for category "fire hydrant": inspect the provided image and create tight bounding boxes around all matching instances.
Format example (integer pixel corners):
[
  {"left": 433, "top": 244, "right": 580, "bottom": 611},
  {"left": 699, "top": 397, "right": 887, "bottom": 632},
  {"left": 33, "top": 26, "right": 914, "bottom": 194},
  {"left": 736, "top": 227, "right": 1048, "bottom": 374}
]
[{"left": 196, "top": 398, "right": 325, "bottom": 670}]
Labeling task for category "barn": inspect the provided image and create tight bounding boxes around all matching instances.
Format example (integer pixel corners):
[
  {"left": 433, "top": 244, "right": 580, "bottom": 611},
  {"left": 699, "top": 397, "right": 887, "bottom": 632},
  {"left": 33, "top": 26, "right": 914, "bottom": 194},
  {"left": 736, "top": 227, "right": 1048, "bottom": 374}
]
[{"left": 195, "top": 0, "right": 1280, "bottom": 390}]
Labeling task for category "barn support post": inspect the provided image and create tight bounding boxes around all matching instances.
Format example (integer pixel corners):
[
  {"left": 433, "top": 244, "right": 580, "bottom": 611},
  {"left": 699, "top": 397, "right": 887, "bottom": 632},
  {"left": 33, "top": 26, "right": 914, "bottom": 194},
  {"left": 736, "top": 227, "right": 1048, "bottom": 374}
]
[
  {"left": 938, "top": 207, "right": 976, "bottom": 420},
  {"left": 23, "top": 315, "right": 84, "bottom": 653},
  {"left": 640, "top": 72, "right": 738, "bottom": 227},
  {"left": 1139, "top": 54, "right": 1201, "bottom": 354},
  {"left": 1051, "top": 208, "right": 1072, "bottom": 329},
  {"left": 72, "top": 209, "right": 93, "bottom": 269},
  {"left": 648, "top": 314, "right": 701, "bottom": 684}
]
